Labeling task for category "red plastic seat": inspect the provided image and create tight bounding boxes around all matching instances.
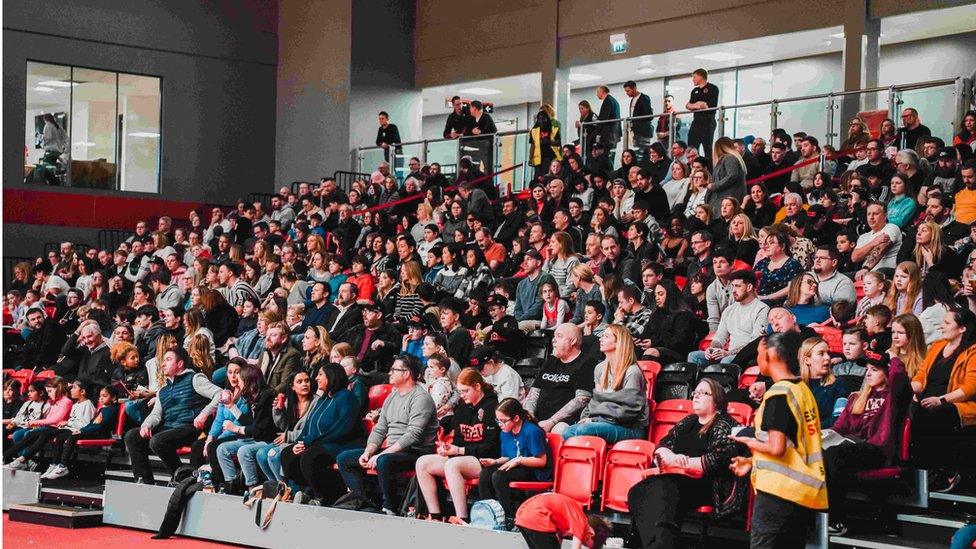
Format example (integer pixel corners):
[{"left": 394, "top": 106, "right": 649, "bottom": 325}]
[
  {"left": 600, "top": 439, "right": 656, "bottom": 512},
  {"left": 368, "top": 384, "right": 394, "bottom": 411},
  {"left": 637, "top": 361, "right": 662, "bottom": 400},
  {"left": 9, "top": 370, "right": 33, "bottom": 394},
  {"left": 33, "top": 369, "right": 56, "bottom": 382},
  {"left": 648, "top": 399, "right": 693, "bottom": 446},
  {"left": 726, "top": 402, "right": 754, "bottom": 426},
  {"left": 508, "top": 433, "right": 563, "bottom": 491},
  {"left": 738, "top": 366, "right": 761, "bottom": 389},
  {"left": 554, "top": 435, "right": 607, "bottom": 508},
  {"left": 76, "top": 403, "right": 127, "bottom": 448},
  {"left": 856, "top": 417, "right": 911, "bottom": 481},
  {"left": 674, "top": 276, "right": 687, "bottom": 291}
]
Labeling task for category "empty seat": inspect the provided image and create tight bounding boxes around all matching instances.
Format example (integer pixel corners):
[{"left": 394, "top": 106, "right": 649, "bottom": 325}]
[
  {"left": 698, "top": 363, "right": 741, "bottom": 393},
  {"left": 515, "top": 357, "right": 544, "bottom": 378},
  {"left": 648, "top": 399, "right": 693, "bottom": 445},
  {"left": 653, "top": 363, "right": 697, "bottom": 402},
  {"left": 600, "top": 439, "right": 656, "bottom": 512},
  {"left": 856, "top": 417, "right": 911, "bottom": 481},
  {"left": 637, "top": 361, "right": 662, "bottom": 400},
  {"left": 33, "top": 369, "right": 56, "bottom": 382},
  {"left": 726, "top": 402, "right": 754, "bottom": 427},
  {"left": 553, "top": 435, "right": 607, "bottom": 508},
  {"left": 738, "top": 366, "right": 761, "bottom": 389},
  {"left": 367, "top": 384, "right": 394, "bottom": 411}
]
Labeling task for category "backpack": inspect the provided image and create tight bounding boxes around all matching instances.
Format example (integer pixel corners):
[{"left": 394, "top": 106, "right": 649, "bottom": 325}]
[
  {"left": 332, "top": 491, "right": 382, "bottom": 514},
  {"left": 469, "top": 499, "right": 506, "bottom": 530}
]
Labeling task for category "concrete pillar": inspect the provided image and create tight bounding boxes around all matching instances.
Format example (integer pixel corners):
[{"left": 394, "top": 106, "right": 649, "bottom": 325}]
[
  {"left": 275, "top": 2, "right": 352, "bottom": 184},
  {"left": 840, "top": 0, "right": 877, "bottom": 133},
  {"left": 539, "top": 0, "right": 568, "bottom": 124}
]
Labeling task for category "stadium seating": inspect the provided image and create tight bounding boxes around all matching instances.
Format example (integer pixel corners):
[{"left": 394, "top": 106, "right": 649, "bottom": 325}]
[
  {"left": 738, "top": 366, "right": 761, "bottom": 389},
  {"left": 648, "top": 399, "right": 693, "bottom": 445},
  {"left": 600, "top": 439, "right": 656, "bottom": 512},
  {"left": 726, "top": 402, "right": 754, "bottom": 426},
  {"left": 653, "top": 363, "right": 697, "bottom": 402},
  {"left": 698, "top": 363, "right": 741, "bottom": 393},
  {"left": 368, "top": 384, "right": 394, "bottom": 411},
  {"left": 553, "top": 435, "right": 607, "bottom": 509}
]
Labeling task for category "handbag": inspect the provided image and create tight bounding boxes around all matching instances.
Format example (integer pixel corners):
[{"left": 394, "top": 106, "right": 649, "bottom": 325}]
[{"left": 243, "top": 479, "right": 292, "bottom": 530}]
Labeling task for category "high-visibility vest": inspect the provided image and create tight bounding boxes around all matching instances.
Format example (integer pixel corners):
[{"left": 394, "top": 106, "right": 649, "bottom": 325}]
[
  {"left": 751, "top": 379, "right": 829, "bottom": 510},
  {"left": 530, "top": 125, "right": 562, "bottom": 167}
]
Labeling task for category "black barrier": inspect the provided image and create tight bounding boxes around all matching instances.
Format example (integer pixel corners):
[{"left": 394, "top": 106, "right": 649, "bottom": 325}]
[
  {"left": 98, "top": 229, "right": 135, "bottom": 252},
  {"left": 333, "top": 171, "right": 371, "bottom": 192}
]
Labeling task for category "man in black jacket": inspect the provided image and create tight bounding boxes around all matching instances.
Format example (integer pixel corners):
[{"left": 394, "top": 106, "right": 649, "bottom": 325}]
[
  {"left": 595, "top": 86, "right": 621, "bottom": 164},
  {"left": 346, "top": 302, "right": 400, "bottom": 383},
  {"left": 140, "top": 307, "right": 185, "bottom": 362},
  {"left": 21, "top": 308, "right": 65, "bottom": 371},
  {"left": 492, "top": 197, "right": 525, "bottom": 247},
  {"left": 623, "top": 81, "right": 653, "bottom": 163},
  {"left": 77, "top": 322, "right": 113, "bottom": 387},
  {"left": 468, "top": 100, "right": 497, "bottom": 173},
  {"left": 325, "top": 282, "right": 363, "bottom": 344},
  {"left": 375, "top": 111, "right": 401, "bottom": 163},
  {"left": 443, "top": 96, "right": 472, "bottom": 139}
]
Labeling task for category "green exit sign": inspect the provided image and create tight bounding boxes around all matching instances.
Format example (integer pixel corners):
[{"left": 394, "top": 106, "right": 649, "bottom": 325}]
[{"left": 610, "top": 33, "right": 627, "bottom": 54}]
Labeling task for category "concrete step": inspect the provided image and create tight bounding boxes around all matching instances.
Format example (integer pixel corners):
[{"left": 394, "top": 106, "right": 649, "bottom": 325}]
[
  {"left": 7, "top": 502, "right": 103, "bottom": 528},
  {"left": 40, "top": 486, "right": 103, "bottom": 508}
]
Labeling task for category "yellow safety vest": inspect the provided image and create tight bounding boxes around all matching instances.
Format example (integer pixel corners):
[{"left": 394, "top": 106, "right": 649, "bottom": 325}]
[
  {"left": 530, "top": 125, "right": 562, "bottom": 167},
  {"left": 751, "top": 379, "right": 829, "bottom": 510}
]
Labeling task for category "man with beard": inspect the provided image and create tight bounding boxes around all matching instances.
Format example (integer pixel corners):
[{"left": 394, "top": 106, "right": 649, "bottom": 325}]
[
  {"left": 920, "top": 147, "right": 963, "bottom": 199},
  {"left": 954, "top": 160, "right": 976, "bottom": 224}
]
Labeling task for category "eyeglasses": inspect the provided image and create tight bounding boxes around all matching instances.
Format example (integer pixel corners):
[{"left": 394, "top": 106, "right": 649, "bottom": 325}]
[
  {"left": 691, "top": 390, "right": 712, "bottom": 398},
  {"left": 496, "top": 417, "right": 514, "bottom": 425}
]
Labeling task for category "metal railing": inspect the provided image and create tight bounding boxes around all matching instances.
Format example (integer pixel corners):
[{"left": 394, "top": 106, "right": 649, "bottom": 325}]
[
  {"left": 98, "top": 229, "right": 135, "bottom": 251},
  {"left": 352, "top": 76, "right": 971, "bottom": 191}
]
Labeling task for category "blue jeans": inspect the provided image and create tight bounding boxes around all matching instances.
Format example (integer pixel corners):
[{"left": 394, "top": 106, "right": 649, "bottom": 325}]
[
  {"left": 215, "top": 437, "right": 253, "bottom": 482},
  {"left": 12, "top": 427, "right": 52, "bottom": 457},
  {"left": 237, "top": 441, "right": 274, "bottom": 486},
  {"left": 687, "top": 350, "right": 737, "bottom": 368},
  {"left": 125, "top": 399, "right": 148, "bottom": 425},
  {"left": 951, "top": 525, "right": 976, "bottom": 549},
  {"left": 561, "top": 421, "right": 646, "bottom": 444},
  {"left": 262, "top": 444, "right": 285, "bottom": 481},
  {"left": 336, "top": 448, "right": 421, "bottom": 511}
]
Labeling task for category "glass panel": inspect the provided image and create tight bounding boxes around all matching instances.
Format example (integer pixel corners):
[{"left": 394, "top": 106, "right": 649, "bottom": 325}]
[
  {"left": 392, "top": 142, "right": 425, "bottom": 182},
  {"left": 426, "top": 140, "right": 458, "bottom": 177},
  {"left": 895, "top": 84, "right": 958, "bottom": 145},
  {"left": 775, "top": 96, "right": 831, "bottom": 149},
  {"left": 497, "top": 131, "right": 530, "bottom": 193},
  {"left": 118, "top": 73, "right": 161, "bottom": 193},
  {"left": 726, "top": 104, "right": 773, "bottom": 142},
  {"left": 359, "top": 148, "right": 387, "bottom": 175},
  {"left": 734, "top": 66, "right": 774, "bottom": 140},
  {"left": 25, "top": 62, "right": 71, "bottom": 185},
  {"left": 71, "top": 67, "right": 118, "bottom": 189}
]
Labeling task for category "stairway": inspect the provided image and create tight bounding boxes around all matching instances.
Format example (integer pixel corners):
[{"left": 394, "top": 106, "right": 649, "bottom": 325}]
[{"left": 7, "top": 479, "right": 105, "bottom": 528}]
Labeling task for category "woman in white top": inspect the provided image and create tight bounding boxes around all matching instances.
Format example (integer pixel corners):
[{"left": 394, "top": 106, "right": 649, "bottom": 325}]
[
  {"left": 662, "top": 160, "right": 690, "bottom": 211},
  {"left": 683, "top": 169, "right": 710, "bottom": 219},
  {"left": 918, "top": 272, "right": 954, "bottom": 344}
]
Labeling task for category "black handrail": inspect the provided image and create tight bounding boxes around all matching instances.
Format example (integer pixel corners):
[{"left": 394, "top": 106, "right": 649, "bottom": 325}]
[{"left": 333, "top": 170, "right": 371, "bottom": 192}]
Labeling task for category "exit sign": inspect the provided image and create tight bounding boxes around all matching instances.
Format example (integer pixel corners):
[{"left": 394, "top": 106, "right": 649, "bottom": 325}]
[{"left": 610, "top": 33, "right": 628, "bottom": 54}]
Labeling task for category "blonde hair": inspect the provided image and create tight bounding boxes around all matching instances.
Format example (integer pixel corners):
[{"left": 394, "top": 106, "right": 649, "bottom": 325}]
[
  {"left": 599, "top": 325, "right": 637, "bottom": 391},
  {"left": 153, "top": 333, "right": 177, "bottom": 388},
  {"left": 400, "top": 260, "right": 423, "bottom": 295},
  {"left": 187, "top": 333, "right": 214, "bottom": 377},
  {"left": 571, "top": 262, "right": 595, "bottom": 283},
  {"left": 799, "top": 337, "right": 836, "bottom": 386},
  {"left": 913, "top": 221, "right": 944, "bottom": 268},
  {"left": 712, "top": 137, "right": 747, "bottom": 173},
  {"left": 885, "top": 261, "right": 921, "bottom": 315},
  {"left": 890, "top": 313, "right": 926, "bottom": 379},
  {"left": 729, "top": 213, "right": 757, "bottom": 242},
  {"left": 305, "top": 325, "right": 333, "bottom": 364}
]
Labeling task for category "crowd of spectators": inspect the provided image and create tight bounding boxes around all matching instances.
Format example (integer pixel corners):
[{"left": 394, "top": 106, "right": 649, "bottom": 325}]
[{"left": 4, "top": 74, "right": 976, "bottom": 545}]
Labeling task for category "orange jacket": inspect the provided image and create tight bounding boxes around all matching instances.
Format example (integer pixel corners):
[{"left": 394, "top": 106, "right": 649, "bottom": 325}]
[{"left": 913, "top": 340, "right": 976, "bottom": 426}]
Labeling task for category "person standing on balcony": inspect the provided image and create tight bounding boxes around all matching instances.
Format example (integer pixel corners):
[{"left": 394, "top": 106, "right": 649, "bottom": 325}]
[
  {"left": 375, "top": 111, "right": 402, "bottom": 164},
  {"left": 624, "top": 81, "right": 653, "bottom": 164},
  {"left": 443, "top": 95, "right": 473, "bottom": 140},
  {"left": 468, "top": 100, "right": 497, "bottom": 173},
  {"left": 686, "top": 68, "right": 720, "bottom": 160},
  {"left": 595, "top": 86, "right": 621, "bottom": 165},
  {"left": 655, "top": 94, "right": 682, "bottom": 150}
]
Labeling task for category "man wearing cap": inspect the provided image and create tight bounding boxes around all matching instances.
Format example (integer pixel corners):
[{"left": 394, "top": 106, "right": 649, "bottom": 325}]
[
  {"left": 515, "top": 249, "right": 557, "bottom": 332},
  {"left": 920, "top": 148, "right": 963, "bottom": 200},
  {"left": 347, "top": 301, "right": 400, "bottom": 382},
  {"left": 524, "top": 323, "right": 596, "bottom": 433},
  {"left": 482, "top": 294, "right": 524, "bottom": 359},
  {"left": 336, "top": 354, "right": 438, "bottom": 515},
  {"left": 439, "top": 298, "right": 473, "bottom": 368}
]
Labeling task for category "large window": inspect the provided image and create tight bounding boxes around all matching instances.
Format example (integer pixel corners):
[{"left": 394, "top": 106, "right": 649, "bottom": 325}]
[{"left": 25, "top": 61, "right": 161, "bottom": 193}]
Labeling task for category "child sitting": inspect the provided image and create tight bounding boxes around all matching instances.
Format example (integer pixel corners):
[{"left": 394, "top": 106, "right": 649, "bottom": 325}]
[
  {"left": 41, "top": 385, "right": 120, "bottom": 480},
  {"left": 474, "top": 347, "right": 523, "bottom": 401},
  {"left": 5, "top": 378, "right": 91, "bottom": 471},
  {"left": 3, "top": 380, "right": 46, "bottom": 440},
  {"left": 539, "top": 281, "right": 571, "bottom": 330},
  {"left": 423, "top": 352, "right": 455, "bottom": 421},
  {"left": 862, "top": 304, "right": 892, "bottom": 355},
  {"left": 341, "top": 356, "right": 368, "bottom": 415},
  {"left": 2, "top": 380, "right": 23, "bottom": 430},
  {"left": 833, "top": 328, "right": 869, "bottom": 392},
  {"left": 401, "top": 319, "right": 428, "bottom": 365}
]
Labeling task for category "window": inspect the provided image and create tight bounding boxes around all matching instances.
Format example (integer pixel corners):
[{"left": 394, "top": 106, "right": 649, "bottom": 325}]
[{"left": 25, "top": 61, "right": 161, "bottom": 193}]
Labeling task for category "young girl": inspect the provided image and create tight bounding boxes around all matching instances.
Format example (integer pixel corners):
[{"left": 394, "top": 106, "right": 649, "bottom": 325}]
[
  {"left": 424, "top": 352, "right": 455, "bottom": 421},
  {"left": 3, "top": 380, "right": 47, "bottom": 440},
  {"left": 885, "top": 261, "right": 922, "bottom": 316},
  {"left": 539, "top": 281, "right": 571, "bottom": 330},
  {"left": 822, "top": 352, "right": 909, "bottom": 536},
  {"left": 855, "top": 271, "right": 887, "bottom": 319},
  {"left": 200, "top": 359, "right": 261, "bottom": 491},
  {"left": 2, "top": 380, "right": 23, "bottom": 430},
  {"left": 478, "top": 397, "right": 552, "bottom": 523},
  {"left": 799, "top": 337, "right": 849, "bottom": 428},
  {"left": 4, "top": 378, "right": 88, "bottom": 471},
  {"left": 340, "top": 356, "right": 368, "bottom": 415},
  {"left": 41, "top": 385, "right": 120, "bottom": 480},
  {"left": 889, "top": 314, "right": 927, "bottom": 380}
]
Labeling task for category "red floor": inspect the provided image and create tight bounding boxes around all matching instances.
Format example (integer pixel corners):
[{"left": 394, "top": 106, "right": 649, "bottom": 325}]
[{"left": 2, "top": 514, "right": 237, "bottom": 547}]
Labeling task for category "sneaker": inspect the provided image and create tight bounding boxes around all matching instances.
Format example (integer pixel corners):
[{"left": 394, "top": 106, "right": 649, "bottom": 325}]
[
  {"left": 5, "top": 458, "right": 27, "bottom": 470},
  {"left": 24, "top": 460, "right": 39, "bottom": 472},
  {"left": 828, "top": 521, "right": 848, "bottom": 537},
  {"left": 46, "top": 464, "right": 69, "bottom": 480},
  {"left": 934, "top": 471, "right": 963, "bottom": 493},
  {"left": 382, "top": 507, "right": 398, "bottom": 517},
  {"left": 39, "top": 464, "right": 57, "bottom": 479}
]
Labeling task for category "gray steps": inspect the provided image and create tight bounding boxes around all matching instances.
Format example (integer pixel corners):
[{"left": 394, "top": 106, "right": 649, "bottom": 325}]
[{"left": 7, "top": 502, "right": 103, "bottom": 528}]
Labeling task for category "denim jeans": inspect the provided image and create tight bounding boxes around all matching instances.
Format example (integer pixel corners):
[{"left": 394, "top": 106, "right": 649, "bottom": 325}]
[
  {"left": 687, "top": 350, "right": 737, "bottom": 368},
  {"left": 336, "top": 448, "right": 422, "bottom": 511},
  {"left": 215, "top": 437, "right": 253, "bottom": 482},
  {"left": 237, "top": 441, "right": 274, "bottom": 486},
  {"left": 561, "top": 421, "right": 646, "bottom": 445},
  {"left": 262, "top": 444, "right": 285, "bottom": 481}
]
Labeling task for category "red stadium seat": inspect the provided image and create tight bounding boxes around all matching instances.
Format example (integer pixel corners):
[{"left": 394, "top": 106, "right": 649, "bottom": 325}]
[
  {"left": 33, "top": 369, "right": 56, "bottom": 382},
  {"left": 637, "top": 361, "right": 662, "bottom": 399},
  {"left": 76, "top": 403, "right": 127, "bottom": 448},
  {"left": 553, "top": 436, "right": 607, "bottom": 508},
  {"left": 507, "top": 433, "right": 563, "bottom": 491},
  {"left": 600, "top": 439, "right": 656, "bottom": 512},
  {"left": 856, "top": 417, "right": 911, "bottom": 481},
  {"left": 10, "top": 370, "right": 33, "bottom": 394},
  {"left": 738, "top": 366, "right": 761, "bottom": 389},
  {"left": 648, "top": 399, "right": 693, "bottom": 445},
  {"left": 368, "top": 384, "right": 394, "bottom": 411},
  {"left": 726, "top": 402, "right": 754, "bottom": 426},
  {"left": 674, "top": 276, "right": 687, "bottom": 291}
]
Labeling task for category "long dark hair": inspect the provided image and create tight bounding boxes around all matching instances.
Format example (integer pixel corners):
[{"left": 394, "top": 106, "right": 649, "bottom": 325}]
[
  {"left": 318, "top": 362, "right": 349, "bottom": 398},
  {"left": 496, "top": 397, "right": 536, "bottom": 425},
  {"left": 235, "top": 360, "right": 264, "bottom": 403},
  {"left": 656, "top": 279, "right": 690, "bottom": 313},
  {"left": 921, "top": 271, "right": 954, "bottom": 309}
]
